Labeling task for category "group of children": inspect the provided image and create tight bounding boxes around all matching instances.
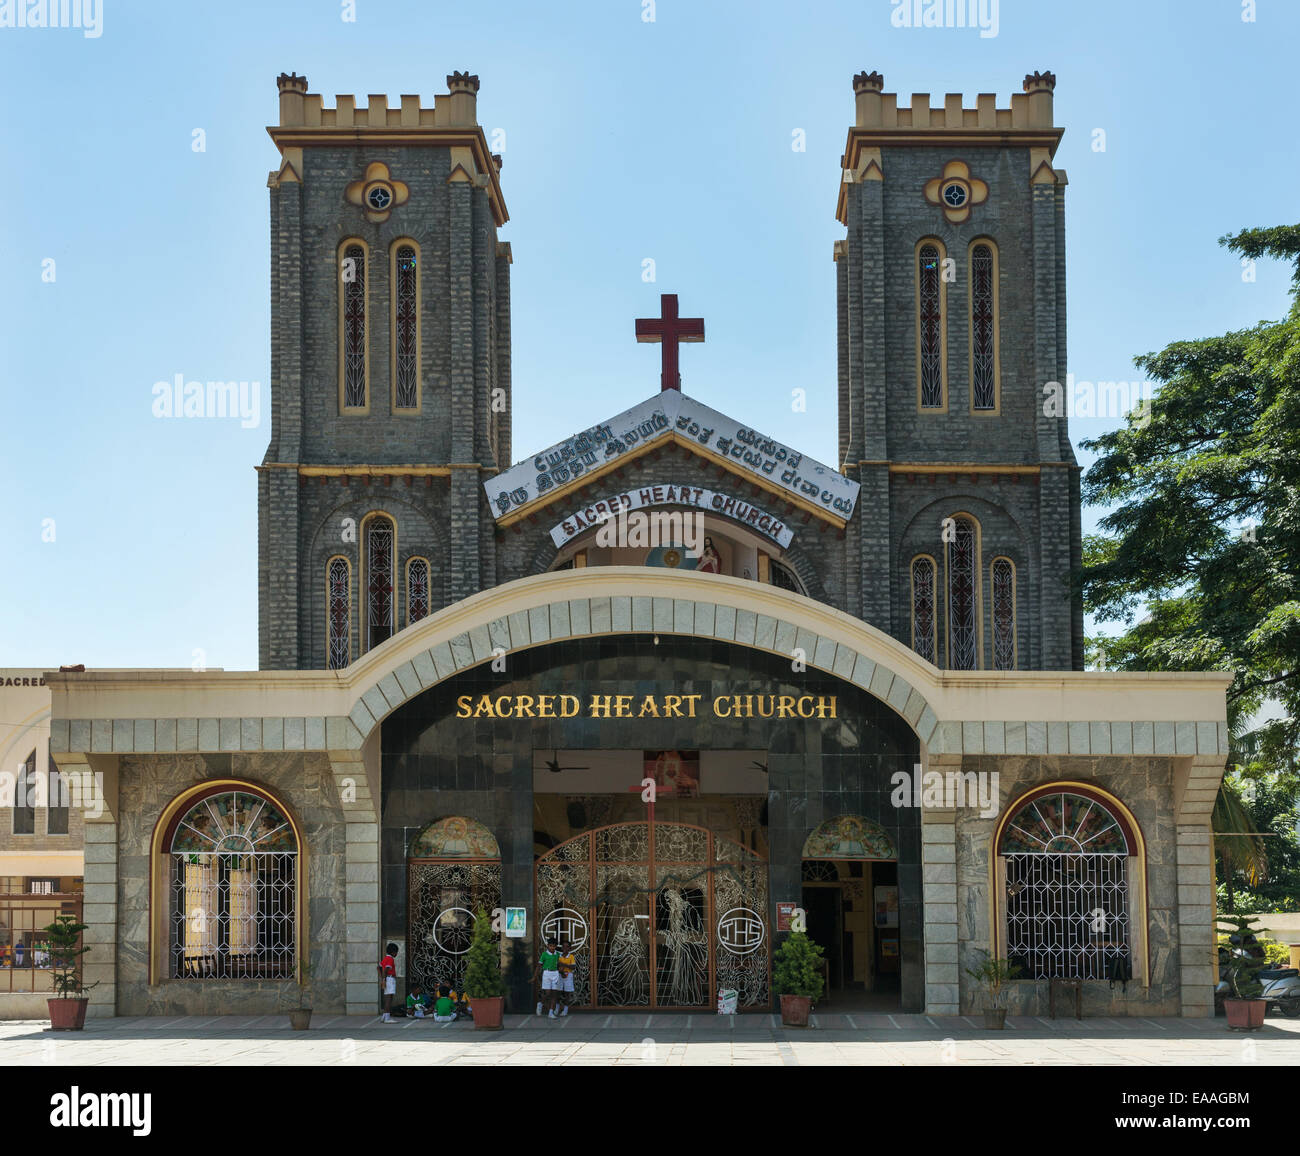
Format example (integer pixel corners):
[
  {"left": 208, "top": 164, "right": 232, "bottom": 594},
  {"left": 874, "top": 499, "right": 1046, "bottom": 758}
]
[
  {"left": 376, "top": 936, "right": 580, "bottom": 1024},
  {"left": 376, "top": 941, "right": 469, "bottom": 1024}
]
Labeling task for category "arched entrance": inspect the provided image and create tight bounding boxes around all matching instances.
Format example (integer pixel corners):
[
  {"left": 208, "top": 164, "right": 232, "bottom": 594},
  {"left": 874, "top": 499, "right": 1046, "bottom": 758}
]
[
  {"left": 801, "top": 816, "right": 900, "bottom": 1004},
  {"left": 407, "top": 817, "right": 501, "bottom": 996},
  {"left": 535, "top": 820, "right": 769, "bottom": 1010}
]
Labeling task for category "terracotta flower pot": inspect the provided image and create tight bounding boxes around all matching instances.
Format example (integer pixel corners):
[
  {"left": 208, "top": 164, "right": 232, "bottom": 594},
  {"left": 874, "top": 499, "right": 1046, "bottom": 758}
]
[
  {"left": 1224, "top": 998, "right": 1266, "bottom": 1031},
  {"left": 471, "top": 995, "right": 504, "bottom": 1029},
  {"left": 289, "top": 1008, "right": 312, "bottom": 1031},
  {"left": 48, "top": 998, "right": 89, "bottom": 1031},
  {"left": 983, "top": 1007, "right": 1007, "bottom": 1030},
  {"left": 780, "top": 994, "right": 812, "bottom": 1027}
]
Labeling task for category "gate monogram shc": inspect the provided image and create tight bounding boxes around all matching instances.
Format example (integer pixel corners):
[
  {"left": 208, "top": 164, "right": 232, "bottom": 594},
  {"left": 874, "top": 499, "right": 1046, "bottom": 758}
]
[{"left": 535, "top": 821, "right": 769, "bottom": 1010}]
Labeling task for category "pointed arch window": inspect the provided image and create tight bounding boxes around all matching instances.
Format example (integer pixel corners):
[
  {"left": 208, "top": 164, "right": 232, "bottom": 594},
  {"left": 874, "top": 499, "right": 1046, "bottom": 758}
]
[
  {"left": 364, "top": 515, "right": 396, "bottom": 652},
  {"left": 910, "top": 555, "right": 938, "bottom": 664},
  {"left": 13, "top": 750, "right": 35, "bottom": 835},
  {"left": 945, "top": 514, "right": 979, "bottom": 670},
  {"left": 406, "top": 557, "right": 431, "bottom": 626},
  {"left": 916, "top": 240, "right": 947, "bottom": 409},
  {"left": 392, "top": 243, "right": 420, "bottom": 411},
  {"left": 970, "top": 241, "right": 999, "bottom": 411},
  {"left": 991, "top": 556, "right": 1017, "bottom": 670},
  {"left": 340, "top": 241, "right": 368, "bottom": 411},
  {"left": 47, "top": 756, "right": 68, "bottom": 835},
  {"left": 326, "top": 556, "right": 351, "bottom": 670}
]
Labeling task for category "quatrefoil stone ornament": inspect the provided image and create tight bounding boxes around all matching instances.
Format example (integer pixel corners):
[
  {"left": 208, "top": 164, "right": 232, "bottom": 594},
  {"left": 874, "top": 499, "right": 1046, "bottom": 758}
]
[
  {"left": 345, "top": 161, "right": 410, "bottom": 223},
  {"left": 924, "top": 159, "right": 988, "bottom": 224}
]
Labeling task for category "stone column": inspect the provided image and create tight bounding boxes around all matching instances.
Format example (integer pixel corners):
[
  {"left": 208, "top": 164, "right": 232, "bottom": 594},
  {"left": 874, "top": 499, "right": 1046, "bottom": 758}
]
[
  {"left": 1176, "top": 824, "right": 1216, "bottom": 1017},
  {"left": 920, "top": 751, "right": 961, "bottom": 1013},
  {"left": 57, "top": 757, "right": 118, "bottom": 1017},
  {"left": 331, "top": 734, "right": 381, "bottom": 1015}
]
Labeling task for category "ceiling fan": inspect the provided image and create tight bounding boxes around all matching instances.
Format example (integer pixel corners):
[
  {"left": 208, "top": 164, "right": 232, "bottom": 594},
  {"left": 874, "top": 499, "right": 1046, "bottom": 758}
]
[{"left": 543, "top": 750, "right": 591, "bottom": 774}]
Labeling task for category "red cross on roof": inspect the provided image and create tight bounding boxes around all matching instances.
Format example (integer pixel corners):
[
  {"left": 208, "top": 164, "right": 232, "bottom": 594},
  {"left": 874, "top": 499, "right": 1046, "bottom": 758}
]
[{"left": 635, "top": 293, "right": 705, "bottom": 392}]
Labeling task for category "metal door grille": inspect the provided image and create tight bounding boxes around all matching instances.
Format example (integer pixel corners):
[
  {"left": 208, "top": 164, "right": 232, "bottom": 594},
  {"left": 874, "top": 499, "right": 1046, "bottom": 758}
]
[
  {"left": 407, "top": 860, "right": 501, "bottom": 996},
  {"left": 535, "top": 821, "right": 769, "bottom": 1010}
]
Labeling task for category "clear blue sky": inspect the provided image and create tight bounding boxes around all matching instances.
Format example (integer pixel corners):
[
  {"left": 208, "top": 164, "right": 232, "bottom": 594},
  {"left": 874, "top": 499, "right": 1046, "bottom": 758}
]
[{"left": 0, "top": 0, "right": 1295, "bottom": 670}]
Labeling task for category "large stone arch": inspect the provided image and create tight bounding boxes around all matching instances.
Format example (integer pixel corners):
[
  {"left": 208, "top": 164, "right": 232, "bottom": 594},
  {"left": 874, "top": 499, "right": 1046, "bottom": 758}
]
[{"left": 343, "top": 567, "right": 940, "bottom": 750}]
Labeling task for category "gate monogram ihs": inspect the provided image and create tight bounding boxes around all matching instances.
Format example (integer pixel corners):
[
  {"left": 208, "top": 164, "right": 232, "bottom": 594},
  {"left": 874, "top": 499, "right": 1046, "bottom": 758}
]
[
  {"left": 534, "top": 822, "right": 769, "bottom": 1010},
  {"left": 407, "top": 860, "right": 501, "bottom": 996}
]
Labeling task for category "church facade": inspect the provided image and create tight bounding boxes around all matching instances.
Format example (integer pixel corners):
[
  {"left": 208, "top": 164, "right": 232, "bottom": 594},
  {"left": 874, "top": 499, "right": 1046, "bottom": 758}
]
[{"left": 46, "top": 70, "right": 1230, "bottom": 1020}]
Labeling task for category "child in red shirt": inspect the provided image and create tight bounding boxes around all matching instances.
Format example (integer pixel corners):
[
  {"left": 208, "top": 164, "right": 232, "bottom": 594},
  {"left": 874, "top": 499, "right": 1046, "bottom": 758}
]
[{"left": 378, "top": 942, "right": 399, "bottom": 1023}]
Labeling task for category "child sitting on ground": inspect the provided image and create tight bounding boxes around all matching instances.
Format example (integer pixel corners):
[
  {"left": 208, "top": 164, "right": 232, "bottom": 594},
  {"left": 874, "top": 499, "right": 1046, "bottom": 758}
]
[
  {"left": 433, "top": 985, "right": 457, "bottom": 1022},
  {"left": 406, "top": 986, "right": 431, "bottom": 1018}
]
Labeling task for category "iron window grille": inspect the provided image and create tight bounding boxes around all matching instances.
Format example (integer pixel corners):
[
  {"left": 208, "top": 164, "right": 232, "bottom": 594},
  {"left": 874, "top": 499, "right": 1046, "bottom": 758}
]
[
  {"left": 970, "top": 243, "right": 996, "bottom": 410},
  {"left": 991, "top": 557, "right": 1016, "bottom": 670},
  {"left": 911, "top": 556, "right": 937, "bottom": 663},
  {"left": 342, "top": 243, "right": 367, "bottom": 408},
  {"left": 168, "top": 790, "right": 298, "bottom": 980},
  {"left": 918, "top": 244, "right": 944, "bottom": 408},
  {"left": 327, "top": 557, "right": 351, "bottom": 670},
  {"left": 946, "top": 516, "right": 978, "bottom": 670},
  {"left": 365, "top": 517, "right": 395, "bottom": 652},
  {"left": 394, "top": 246, "right": 419, "bottom": 409}
]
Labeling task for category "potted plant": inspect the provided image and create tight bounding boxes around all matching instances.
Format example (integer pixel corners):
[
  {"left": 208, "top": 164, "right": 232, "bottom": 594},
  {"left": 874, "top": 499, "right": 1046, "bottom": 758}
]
[
  {"left": 464, "top": 907, "right": 505, "bottom": 1029},
  {"left": 289, "top": 961, "right": 313, "bottom": 1031},
  {"left": 42, "top": 914, "right": 98, "bottom": 1031},
  {"left": 1219, "top": 914, "right": 1269, "bottom": 1031},
  {"left": 964, "top": 951, "right": 1020, "bottom": 1029},
  {"left": 772, "top": 931, "right": 824, "bottom": 1026}
]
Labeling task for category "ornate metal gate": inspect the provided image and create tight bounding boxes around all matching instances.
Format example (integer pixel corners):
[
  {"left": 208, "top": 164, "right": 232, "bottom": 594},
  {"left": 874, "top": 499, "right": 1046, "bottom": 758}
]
[
  {"left": 407, "top": 817, "right": 502, "bottom": 996},
  {"left": 535, "top": 821, "right": 769, "bottom": 1010}
]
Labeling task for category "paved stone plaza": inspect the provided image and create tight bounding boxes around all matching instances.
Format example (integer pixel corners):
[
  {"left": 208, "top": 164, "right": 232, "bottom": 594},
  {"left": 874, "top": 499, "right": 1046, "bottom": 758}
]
[{"left": 1, "top": 1013, "right": 1296, "bottom": 1066}]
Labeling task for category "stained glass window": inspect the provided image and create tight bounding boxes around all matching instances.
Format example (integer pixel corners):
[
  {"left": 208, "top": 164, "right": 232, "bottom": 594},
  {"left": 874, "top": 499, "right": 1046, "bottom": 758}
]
[
  {"left": 394, "top": 244, "right": 419, "bottom": 410},
  {"left": 406, "top": 557, "right": 431, "bottom": 626},
  {"left": 341, "top": 243, "right": 367, "bottom": 409},
  {"left": 918, "top": 243, "right": 944, "bottom": 408},
  {"left": 946, "top": 515, "right": 978, "bottom": 670},
  {"left": 168, "top": 788, "right": 298, "bottom": 980},
  {"left": 13, "top": 751, "right": 35, "bottom": 835},
  {"left": 327, "top": 556, "right": 350, "bottom": 670},
  {"left": 971, "top": 243, "right": 996, "bottom": 410},
  {"left": 768, "top": 559, "right": 803, "bottom": 595},
  {"left": 365, "top": 515, "right": 395, "bottom": 652},
  {"left": 991, "top": 557, "right": 1016, "bottom": 670},
  {"left": 47, "top": 757, "right": 68, "bottom": 835},
  {"left": 999, "top": 789, "right": 1134, "bottom": 980},
  {"left": 910, "top": 555, "right": 937, "bottom": 663}
]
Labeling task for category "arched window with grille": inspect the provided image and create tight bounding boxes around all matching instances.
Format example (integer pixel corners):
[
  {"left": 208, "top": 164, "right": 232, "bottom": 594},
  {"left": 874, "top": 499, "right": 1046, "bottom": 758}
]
[
  {"left": 767, "top": 558, "right": 805, "bottom": 596},
  {"left": 165, "top": 786, "right": 299, "bottom": 980},
  {"left": 13, "top": 750, "right": 35, "bottom": 835},
  {"left": 392, "top": 242, "right": 420, "bottom": 411},
  {"left": 326, "top": 556, "right": 351, "bottom": 670},
  {"left": 916, "top": 239, "right": 947, "bottom": 409},
  {"left": 944, "top": 514, "right": 979, "bottom": 669},
  {"left": 406, "top": 556, "right": 431, "bottom": 626},
  {"left": 990, "top": 556, "right": 1017, "bottom": 670},
  {"left": 363, "top": 514, "right": 396, "bottom": 652},
  {"left": 339, "top": 240, "right": 368, "bottom": 411},
  {"left": 910, "top": 555, "right": 938, "bottom": 663},
  {"left": 995, "top": 785, "right": 1142, "bottom": 982},
  {"left": 969, "top": 240, "right": 999, "bottom": 412}
]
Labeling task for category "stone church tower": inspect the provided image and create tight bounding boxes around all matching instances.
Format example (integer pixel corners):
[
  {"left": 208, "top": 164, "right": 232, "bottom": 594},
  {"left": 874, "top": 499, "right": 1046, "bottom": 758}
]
[
  {"left": 258, "top": 72, "right": 511, "bottom": 670},
  {"left": 836, "top": 71, "right": 1083, "bottom": 670}
]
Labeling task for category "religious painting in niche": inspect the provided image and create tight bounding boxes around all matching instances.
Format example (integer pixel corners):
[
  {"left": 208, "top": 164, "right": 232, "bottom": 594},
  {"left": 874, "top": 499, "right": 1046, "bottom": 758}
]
[
  {"left": 801, "top": 815, "right": 896, "bottom": 861},
  {"left": 645, "top": 750, "right": 700, "bottom": 797},
  {"left": 409, "top": 816, "right": 500, "bottom": 859}
]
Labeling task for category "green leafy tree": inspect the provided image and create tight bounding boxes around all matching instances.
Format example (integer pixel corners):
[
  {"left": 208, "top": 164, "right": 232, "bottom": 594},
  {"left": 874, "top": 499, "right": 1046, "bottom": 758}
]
[
  {"left": 463, "top": 907, "right": 504, "bottom": 999},
  {"left": 1079, "top": 223, "right": 1300, "bottom": 906},
  {"left": 772, "top": 931, "right": 824, "bottom": 1000}
]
